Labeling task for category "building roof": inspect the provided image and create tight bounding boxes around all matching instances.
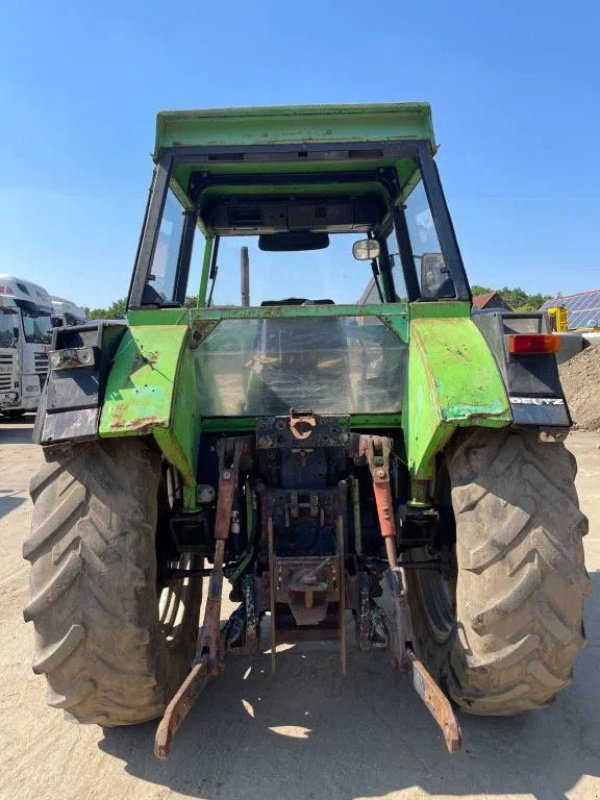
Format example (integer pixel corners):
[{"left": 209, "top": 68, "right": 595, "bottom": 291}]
[{"left": 472, "top": 291, "right": 499, "bottom": 309}]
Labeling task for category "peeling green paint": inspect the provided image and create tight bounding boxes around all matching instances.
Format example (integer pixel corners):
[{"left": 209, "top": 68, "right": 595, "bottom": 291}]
[
  {"left": 100, "top": 325, "right": 187, "bottom": 434},
  {"left": 99, "top": 324, "right": 199, "bottom": 504}
]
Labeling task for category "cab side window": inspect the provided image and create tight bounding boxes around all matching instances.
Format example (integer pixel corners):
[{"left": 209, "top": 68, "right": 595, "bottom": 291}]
[
  {"left": 404, "top": 179, "right": 455, "bottom": 299},
  {"left": 143, "top": 189, "right": 186, "bottom": 304},
  {"left": 385, "top": 228, "right": 407, "bottom": 300}
]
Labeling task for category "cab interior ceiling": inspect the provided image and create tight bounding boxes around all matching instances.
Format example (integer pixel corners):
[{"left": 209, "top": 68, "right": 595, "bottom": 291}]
[
  {"left": 171, "top": 151, "right": 422, "bottom": 237},
  {"left": 201, "top": 195, "right": 383, "bottom": 235}
]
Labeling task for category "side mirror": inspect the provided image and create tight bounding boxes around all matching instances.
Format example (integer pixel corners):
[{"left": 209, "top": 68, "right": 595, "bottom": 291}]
[
  {"left": 352, "top": 239, "right": 380, "bottom": 261},
  {"left": 420, "top": 252, "right": 455, "bottom": 299}
]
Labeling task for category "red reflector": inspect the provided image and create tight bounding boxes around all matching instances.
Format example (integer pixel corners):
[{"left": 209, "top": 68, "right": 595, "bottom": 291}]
[{"left": 508, "top": 334, "right": 561, "bottom": 355}]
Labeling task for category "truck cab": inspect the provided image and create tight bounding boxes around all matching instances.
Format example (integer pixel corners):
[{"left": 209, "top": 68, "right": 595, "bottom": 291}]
[
  {"left": 51, "top": 296, "right": 87, "bottom": 329},
  {"left": 0, "top": 275, "right": 53, "bottom": 417}
]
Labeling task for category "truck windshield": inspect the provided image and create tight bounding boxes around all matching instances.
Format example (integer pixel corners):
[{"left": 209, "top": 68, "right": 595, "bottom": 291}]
[
  {"left": 21, "top": 307, "right": 53, "bottom": 344},
  {"left": 0, "top": 311, "right": 18, "bottom": 348}
]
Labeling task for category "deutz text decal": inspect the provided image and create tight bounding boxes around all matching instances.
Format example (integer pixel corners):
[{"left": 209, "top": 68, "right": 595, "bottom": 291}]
[{"left": 509, "top": 397, "right": 565, "bottom": 405}]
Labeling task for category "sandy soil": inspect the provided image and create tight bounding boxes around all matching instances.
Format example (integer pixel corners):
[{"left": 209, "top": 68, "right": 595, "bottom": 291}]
[
  {"left": 560, "top": 346, "right": 600, "bottom": 432},
  {"left": 1, "top": 419, "right": 599, "bottom": 800}
]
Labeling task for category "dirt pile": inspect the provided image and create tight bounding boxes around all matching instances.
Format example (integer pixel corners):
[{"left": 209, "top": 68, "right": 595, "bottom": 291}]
[{"left": 559, "top": 345, "right": 600, "bottom": 431}]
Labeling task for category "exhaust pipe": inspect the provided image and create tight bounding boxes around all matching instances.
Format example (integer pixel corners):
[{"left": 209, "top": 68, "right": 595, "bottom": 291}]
[{"left": 240, "top": 247, "right": 250, "bottom": 307}]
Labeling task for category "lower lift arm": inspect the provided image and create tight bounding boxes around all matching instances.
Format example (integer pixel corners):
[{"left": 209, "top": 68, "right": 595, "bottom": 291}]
[
  {"left": 360, "top": 435, "right": 461, "bottom": 753},
  {"left": 155, "top": 437, "right": 250, "bottom": 759}
]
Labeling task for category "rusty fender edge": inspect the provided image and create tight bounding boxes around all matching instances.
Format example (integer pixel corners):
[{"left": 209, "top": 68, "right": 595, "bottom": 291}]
[{"left": 98, "top": 324, "right": 199, "bottom": 506}]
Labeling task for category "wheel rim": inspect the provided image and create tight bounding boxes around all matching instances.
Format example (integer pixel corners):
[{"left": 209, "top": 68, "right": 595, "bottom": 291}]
[
  {"left": 156, "top": 468, "right": 202, "bottom": 647},
  {"left": 158, "top": 553, "right": 202, "bottom": 646},
  {"left": 415, "top": 547, "right": 456, "bottom": 643}
]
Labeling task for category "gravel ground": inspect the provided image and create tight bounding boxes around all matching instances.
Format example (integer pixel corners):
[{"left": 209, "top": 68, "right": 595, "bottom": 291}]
[{"left": 1, "top": 419, "right": 599, "bottom": 800}]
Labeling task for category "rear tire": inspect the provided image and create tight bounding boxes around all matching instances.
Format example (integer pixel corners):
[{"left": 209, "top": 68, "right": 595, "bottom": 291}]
[
  {"left": 23, "top": 438, "right": 202, "bottom": 725},
  {"left": 409, "top": 428, "right": 590, "bottom": 715}
]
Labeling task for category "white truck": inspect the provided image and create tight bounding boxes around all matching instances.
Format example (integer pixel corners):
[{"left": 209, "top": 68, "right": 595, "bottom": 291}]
[
  {"left": 51, "top": 296, "right": 87, "bottom": 328},
  {"left": 0, "top": 275, "right": 53, "bottom": 418}
]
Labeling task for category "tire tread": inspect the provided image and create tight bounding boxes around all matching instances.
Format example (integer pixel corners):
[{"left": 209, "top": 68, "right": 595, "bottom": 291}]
[
  {"left": 24, "top": 439, "right": 201, "bottom": 726},
  {"left": 448, "top": 430, "right": 589, "bottom": 714}
]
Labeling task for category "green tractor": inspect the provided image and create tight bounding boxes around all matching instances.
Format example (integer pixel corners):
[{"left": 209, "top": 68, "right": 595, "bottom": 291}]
[{"left": 25, "top": 103, "right": 589, "bottom": 755}]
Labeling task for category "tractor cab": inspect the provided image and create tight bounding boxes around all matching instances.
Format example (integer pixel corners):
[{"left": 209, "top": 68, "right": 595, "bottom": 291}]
[{"left": 127, "top": 104, "right": 470, "bottom": 431}]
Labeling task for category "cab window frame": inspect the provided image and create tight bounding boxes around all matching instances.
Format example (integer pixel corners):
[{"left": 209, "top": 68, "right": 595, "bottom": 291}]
[{"left": 128, "top": 142, "right": 470, "bottom": 309}]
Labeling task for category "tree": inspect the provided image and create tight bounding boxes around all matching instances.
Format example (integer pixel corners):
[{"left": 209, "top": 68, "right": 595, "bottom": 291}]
[
  {"left": 471, "top": 284, "right": 493, "bottom": 296},
  {"left": 84, "top": 298, "right": 127, "bottom": 320}
]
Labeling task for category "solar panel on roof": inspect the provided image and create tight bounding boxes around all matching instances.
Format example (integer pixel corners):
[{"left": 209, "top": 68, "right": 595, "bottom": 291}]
[{"left": 540, "top": 289, "right": 600, "bottom": 328}]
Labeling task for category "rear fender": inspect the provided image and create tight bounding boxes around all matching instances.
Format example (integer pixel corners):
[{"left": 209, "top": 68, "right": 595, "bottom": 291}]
[
  {"left": 403, "top": 316, "right": 511, "bottom": 479},
  {"left": 99, "top": 325, "right": 200, "bottom": 506}
]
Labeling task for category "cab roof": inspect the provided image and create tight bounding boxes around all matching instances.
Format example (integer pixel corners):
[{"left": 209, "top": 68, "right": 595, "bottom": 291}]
[
  {"left": 0, "top": 274, "right": 53, "bottom": 310},
  {"left": 155, "top": 103, "right": 436, "bottom": 154},
  {"left": 154, "top": 103, "right": 437, "bottom": 237},
  {"left": 51, "top": 296, "right": 87, "bottom": 320}
]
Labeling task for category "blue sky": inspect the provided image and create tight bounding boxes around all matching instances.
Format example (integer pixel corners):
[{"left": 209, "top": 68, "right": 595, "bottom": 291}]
[{"left": 1, "top": 1, "right": 598, "bottom": 308}]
